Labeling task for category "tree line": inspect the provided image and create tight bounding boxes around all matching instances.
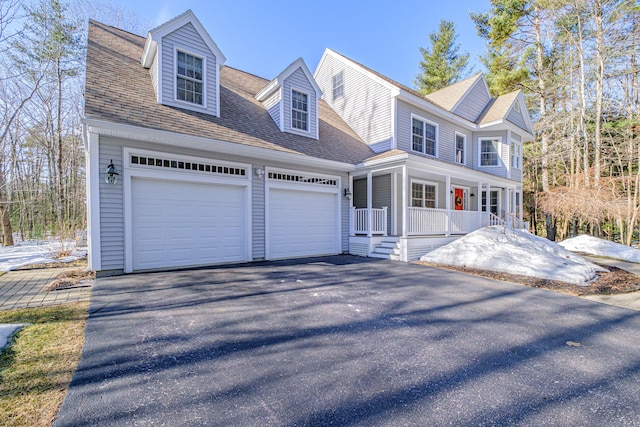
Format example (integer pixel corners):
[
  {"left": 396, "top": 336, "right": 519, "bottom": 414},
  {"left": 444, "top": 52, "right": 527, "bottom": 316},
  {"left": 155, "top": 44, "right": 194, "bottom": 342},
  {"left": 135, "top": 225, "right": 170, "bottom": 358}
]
[
  {"left": 417, "top": 0, "right": 639, "bottom": 244},
  {"left": 0, "top": 0, "right": 141, "bottom": 245}
]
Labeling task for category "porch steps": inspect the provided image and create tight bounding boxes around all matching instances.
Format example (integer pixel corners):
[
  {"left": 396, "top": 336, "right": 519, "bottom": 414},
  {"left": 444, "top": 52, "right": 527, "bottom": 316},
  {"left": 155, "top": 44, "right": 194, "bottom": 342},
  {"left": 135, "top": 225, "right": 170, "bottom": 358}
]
[{"left": 370, "top": 238, "right": 401, "bottom": 261}]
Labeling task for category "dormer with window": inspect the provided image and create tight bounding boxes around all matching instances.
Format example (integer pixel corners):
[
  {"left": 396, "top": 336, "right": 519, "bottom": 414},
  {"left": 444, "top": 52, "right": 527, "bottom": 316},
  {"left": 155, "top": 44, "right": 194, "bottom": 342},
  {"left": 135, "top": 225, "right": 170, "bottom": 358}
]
[
  {"left": 140, "top": 10, "right": 226, "bottom": 117},
  {"left": 256, "top": 58, "right": 321, "bottom": 140}
]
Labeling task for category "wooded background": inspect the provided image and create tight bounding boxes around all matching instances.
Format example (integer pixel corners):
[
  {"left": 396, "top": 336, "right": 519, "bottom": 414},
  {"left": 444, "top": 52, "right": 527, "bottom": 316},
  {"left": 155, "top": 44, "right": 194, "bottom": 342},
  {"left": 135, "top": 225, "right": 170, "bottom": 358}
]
[{"left": 1, "top": 0, "right": 638, "bottom": 246}]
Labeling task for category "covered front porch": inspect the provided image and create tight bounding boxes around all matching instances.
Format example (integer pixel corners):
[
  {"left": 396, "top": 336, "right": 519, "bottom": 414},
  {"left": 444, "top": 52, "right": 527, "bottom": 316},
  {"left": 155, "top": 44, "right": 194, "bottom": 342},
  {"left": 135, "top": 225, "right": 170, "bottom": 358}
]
[{"left": 347, "top": 155, "right": 527, "bottom": 261}]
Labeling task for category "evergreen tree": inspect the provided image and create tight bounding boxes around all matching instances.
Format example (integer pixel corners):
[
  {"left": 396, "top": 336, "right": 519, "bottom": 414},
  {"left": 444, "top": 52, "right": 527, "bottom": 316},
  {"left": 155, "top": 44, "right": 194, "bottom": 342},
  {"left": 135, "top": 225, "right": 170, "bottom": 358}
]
[{"left": 414, "top": 20, "right": 471, "bottom": 94}]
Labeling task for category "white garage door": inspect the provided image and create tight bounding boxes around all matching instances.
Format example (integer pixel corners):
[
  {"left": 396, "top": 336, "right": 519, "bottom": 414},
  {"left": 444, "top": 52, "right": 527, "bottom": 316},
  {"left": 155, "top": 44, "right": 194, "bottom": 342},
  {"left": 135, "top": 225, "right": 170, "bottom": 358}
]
[
  {"left": 132, "top": 177, "right": 246, "bottom": 271},
  {"left": 269, "top": 188, "right": 339, "bottom": 259}
]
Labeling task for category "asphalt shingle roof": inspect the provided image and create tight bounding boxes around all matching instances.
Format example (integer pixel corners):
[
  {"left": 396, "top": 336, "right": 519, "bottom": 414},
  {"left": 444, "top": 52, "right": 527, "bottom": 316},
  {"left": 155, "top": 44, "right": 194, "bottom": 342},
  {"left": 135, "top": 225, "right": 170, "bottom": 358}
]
[{"left": 85, "top": 21, "right": 375, "bottom": 165}]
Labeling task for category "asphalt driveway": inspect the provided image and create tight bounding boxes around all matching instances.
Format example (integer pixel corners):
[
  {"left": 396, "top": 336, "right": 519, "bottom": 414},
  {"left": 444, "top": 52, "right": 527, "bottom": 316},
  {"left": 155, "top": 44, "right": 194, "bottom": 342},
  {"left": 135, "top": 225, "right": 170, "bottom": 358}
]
[{"left": 54, "top": 256, "right": 640, "bottom": 426}]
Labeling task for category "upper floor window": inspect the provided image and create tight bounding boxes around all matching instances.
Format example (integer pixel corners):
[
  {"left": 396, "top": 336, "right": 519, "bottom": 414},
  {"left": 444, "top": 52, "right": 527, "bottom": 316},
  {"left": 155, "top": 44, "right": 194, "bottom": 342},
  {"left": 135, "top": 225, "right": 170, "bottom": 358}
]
[
  {"left": 480, "top": 138, "right": 500, "bottom": 166},
  {"left": 411, "top": 182, "right": 436, "bottom": 208},
  {"left": 511, "top": 141, "right": 521, "bottom": 169},
  {"left": 332, "top": 71, "right": 344, "bottom": 100},
  {"left": 176, "top": 51, "right": 204, "bottom": 106},
  {"left": 455, "top": 133, "right": 466, "bottom": 164},
  {"left": 291, "top": 90, "right": 308, "bottom": 131},
  {"left": 412, "top": 117, "right": 437, "bottom": 156}
]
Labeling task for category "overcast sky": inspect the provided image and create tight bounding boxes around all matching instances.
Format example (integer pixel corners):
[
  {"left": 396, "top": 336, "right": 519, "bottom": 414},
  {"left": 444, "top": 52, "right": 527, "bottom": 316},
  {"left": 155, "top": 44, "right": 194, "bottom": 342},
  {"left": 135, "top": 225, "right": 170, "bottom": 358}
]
[{"left": 121, "top": 0, "right": 492, "bottom": 87}]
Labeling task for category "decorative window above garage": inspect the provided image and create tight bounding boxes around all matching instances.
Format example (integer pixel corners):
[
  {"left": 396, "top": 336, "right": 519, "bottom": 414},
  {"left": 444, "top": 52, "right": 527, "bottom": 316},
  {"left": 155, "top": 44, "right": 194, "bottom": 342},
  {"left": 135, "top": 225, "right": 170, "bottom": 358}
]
[
  {"left": 140, "top": 10, "right": 226, "bottom": 117},
  {"left": 255, "top": 58, "right": 322, "bottom": 139}
]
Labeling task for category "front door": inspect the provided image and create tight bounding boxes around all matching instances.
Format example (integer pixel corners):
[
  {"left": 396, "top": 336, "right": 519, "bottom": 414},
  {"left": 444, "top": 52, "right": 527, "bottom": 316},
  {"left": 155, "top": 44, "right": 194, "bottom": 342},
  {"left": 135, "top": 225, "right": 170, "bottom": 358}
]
[{"left": 453, "top": 187, "right": 465, "bottom": 211}]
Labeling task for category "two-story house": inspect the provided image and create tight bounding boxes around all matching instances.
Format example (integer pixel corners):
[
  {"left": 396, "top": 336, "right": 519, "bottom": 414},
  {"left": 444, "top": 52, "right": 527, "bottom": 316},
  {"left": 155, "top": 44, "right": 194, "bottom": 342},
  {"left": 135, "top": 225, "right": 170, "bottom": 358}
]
[
  {"left": 84, "top": 10, "right": 533, "bottom": 275},
  {"left": 314, "top": 50, "right": 534, "bottom": 261}
]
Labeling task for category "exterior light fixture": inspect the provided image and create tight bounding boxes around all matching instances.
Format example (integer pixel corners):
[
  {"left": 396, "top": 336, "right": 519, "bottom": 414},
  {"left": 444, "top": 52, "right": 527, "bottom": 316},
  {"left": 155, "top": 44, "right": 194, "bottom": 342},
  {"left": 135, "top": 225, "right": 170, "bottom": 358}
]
[
  {"left": 105, "top": 160, "right": 119, "bottom": 184},
  {"left": 344, "top": 188, "right": 352, "bottom": 200},
  {"left": 255, "top": 168, "right": 264, "bottom": 178},
  {"left": 470, "top": 193, "right": 476, "bottom": 197}
]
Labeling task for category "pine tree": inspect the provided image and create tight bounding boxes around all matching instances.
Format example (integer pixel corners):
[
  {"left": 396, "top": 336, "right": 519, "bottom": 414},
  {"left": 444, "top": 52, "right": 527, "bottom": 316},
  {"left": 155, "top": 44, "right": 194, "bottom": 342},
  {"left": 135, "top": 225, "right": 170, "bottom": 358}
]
[{"left": 414, "top": 20, "right": 471, "bottom": 95}]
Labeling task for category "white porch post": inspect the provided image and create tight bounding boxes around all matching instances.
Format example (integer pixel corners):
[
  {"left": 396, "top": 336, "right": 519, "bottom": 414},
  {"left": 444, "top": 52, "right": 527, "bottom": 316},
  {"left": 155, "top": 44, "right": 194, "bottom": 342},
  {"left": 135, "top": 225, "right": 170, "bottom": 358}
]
[
  {"left": 477, "top": 182, "right": 483, "bottom": 212},
  {"left": 445, "top": 174, "right": 451, "bottom": 236},
  {"left": 486, "top": 183, "right": 491, "bottom": 214},
  {"left": 518, "top": 188, "right": 523, "bottom": 222},
  {"left": 367, "top": 171, "right": 373, "bottom": 238},
  {"left": 349, "top": 174, "right": 354, "bottom": 236},
  {"left": 511, "top": 188, "right": 516, "bottom": 216},
  {"left": 402, "top": 165, "right": 408, "bottom": 238}
]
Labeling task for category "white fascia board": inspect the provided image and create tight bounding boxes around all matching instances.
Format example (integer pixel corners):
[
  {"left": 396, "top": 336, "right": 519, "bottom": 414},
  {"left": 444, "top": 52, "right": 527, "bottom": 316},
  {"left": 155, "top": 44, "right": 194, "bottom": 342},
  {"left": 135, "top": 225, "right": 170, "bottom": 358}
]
[
  {"left": 515, "top": 91, "right": 535, "bottom": 136},
  {"left": 357, "top": 152, "right": 409, "bottom": 168},
  {"left": 149, "top": 10, "right": 226, "bottom": 66},
  {"left": 258, "top": 58, "right": 322, "bottom": 101},
  {"left": 397, "top": 89, "right": 477, "bottom": 130},
  {"left": 141, "top": 34, "right": 157, "bottom": 68},
  {"left": 255, "top": 78, "right": 280, "bottom": 101},
  {"left": 480, "top": 120, "right": 534, "bottom": 142},
  {"left": 406, "top": 155, "right": 520, "bottom": 186},
  {"left": 83, "top": 118, "right": 356, "bottom": 173}
]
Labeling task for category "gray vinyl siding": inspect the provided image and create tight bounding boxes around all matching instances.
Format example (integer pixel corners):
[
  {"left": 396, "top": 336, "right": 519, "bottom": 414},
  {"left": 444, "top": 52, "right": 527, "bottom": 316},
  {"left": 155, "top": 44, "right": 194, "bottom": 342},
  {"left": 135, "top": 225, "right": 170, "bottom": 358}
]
[
  {"left": 315, "top": 54, "right": 393, "bottom": 147},
  {"left": 252, "top": 166, "right": 265, "bottom": 259},
  {"left": 263, "top": 90, "right": 281, "bottom": 130},
  {"left": 98, "top": 140, "right": 124, "bottom": 270},
  {"left": 161, "top": 23, "right": 218, "bottom": 115},
  {"left": 282, "top": 67, "right": 318, "bottom": 138},
  {"left": 353, "top": 179, "right": 367, "bottom": 209},
  {"left": 396, "top": 100, "right": 473, "bottom": 167},
  {"left": 507, "top": 107, "right": 529, "bottom": 133},
  {"left": 473, "top": 131, "right": 509, "bottom": 178},
  {"left": 452, "top": 80, "right": 491, "bottom": 122}
]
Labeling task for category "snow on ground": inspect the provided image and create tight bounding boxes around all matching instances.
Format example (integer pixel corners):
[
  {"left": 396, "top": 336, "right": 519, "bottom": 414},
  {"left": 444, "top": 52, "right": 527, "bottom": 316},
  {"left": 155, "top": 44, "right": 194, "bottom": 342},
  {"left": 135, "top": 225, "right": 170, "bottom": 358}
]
[
  {"left": 0, "top": 241, "right": 86, "bottom": 272},
  {"left": 420, "top": 226, "right": 606, "bottom": 285},
  {"left": 0, "top": 324, "right": 25, "bottom": 352},
  {"left": 559, "top": 234, "right": 640, "bottom": 263}
]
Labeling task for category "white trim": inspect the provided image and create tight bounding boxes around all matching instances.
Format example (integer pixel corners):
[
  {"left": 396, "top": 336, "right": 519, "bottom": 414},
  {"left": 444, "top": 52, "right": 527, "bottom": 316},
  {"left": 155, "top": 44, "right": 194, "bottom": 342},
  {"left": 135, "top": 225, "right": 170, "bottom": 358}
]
[
  {"left": 290, "top": 87, "right": 311, "bottom": 135},
  {"left": 410, "top": 113, "right": 439, "bottom": 158},
  {"left": 478, "top": 136, "right": 502, "bottom": 168},
  {"left": 450, "top": 75, "right": 488, "bottom": 113},
  {"left": 455, "top": 131, "right": 466, "bottom": 165},
  {"left": 451, "top": 185, "right": 471, "bottom": 211},
  {"left": 173, "top": 47, "right": 207, "bottom": 110},
  {"left": 264, "top": 166, "right": 341, "bottom": 260},
  {"left": 410, "top": 179, "right": 439, "bottom": 209},
  {"left": 256, "top": 58, "right": 322, "bottom": 101},
  {"left": 84, "top": 128, "right": 101, "bottom": 271},
  {"left": 215, "top": 61, "right": 221, "bottom": 118},
  {"left": 147, "top": 10, "right": 226, "bottom": 65},
  {"left": 83, "top": 119, "right": 356, "bottom": 172},
  {"left": 157, "top": 41, "right": 164, "bottom": 104},
  {"left": 122, "top": 147, "right": 251, "bottom": 273},
  {"left": 391, "top": 97, "right": 397, "bottom": 149},
  {"left": 391, "top": 173, "right": 397, "bottom": 236}
]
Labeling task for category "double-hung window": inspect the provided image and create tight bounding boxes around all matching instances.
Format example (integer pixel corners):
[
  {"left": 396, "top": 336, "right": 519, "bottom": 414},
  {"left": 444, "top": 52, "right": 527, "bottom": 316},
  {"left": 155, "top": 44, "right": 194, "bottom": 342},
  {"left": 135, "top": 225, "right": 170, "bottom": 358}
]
[
  {"left": 291, "top": 90, "right": 308, "bottom": 131},
  {"left": 176, "top": 51, "right": 204, "bottom": 106},
  {"left": 332, "top": 71, "right": 344, "bottom": 100},
  {"left": 411, "top": 182, "right": 436, "bottom": 208},
  {"left": 455, "top": 133, "right": 466, "bottom": 164},
  {"left": 511, "top": 141, "right": 521, "bottom": 169},
  {"left": 480, "top": 138, "right": 500, "bottom": 166},
  {"left": 411, "top": 117, "right": 437, "bottom": 156}
]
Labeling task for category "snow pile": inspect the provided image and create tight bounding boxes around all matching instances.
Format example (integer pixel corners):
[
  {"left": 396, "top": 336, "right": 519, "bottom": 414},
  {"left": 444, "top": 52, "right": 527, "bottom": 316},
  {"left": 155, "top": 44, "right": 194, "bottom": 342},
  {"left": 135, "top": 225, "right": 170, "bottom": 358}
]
[
  {"left": 559, "top": 234, "right": 640, "bottom": 263},
  {"left": 420, "top": 226, "right": 606, "bottom": 285},
  {"left": 0, "top": 241, "right": 86, "bottom": 272}
]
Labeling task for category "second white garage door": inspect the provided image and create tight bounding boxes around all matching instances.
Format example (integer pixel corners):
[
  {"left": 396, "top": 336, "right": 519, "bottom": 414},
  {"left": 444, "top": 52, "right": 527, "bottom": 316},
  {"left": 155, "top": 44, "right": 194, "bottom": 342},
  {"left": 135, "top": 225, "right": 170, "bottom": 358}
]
[
  {"left": 268, "top": 188, "right": 339, "bottom": 259},
  {"left": 131, "top": 177, "right": 247, "bottom": 271}
]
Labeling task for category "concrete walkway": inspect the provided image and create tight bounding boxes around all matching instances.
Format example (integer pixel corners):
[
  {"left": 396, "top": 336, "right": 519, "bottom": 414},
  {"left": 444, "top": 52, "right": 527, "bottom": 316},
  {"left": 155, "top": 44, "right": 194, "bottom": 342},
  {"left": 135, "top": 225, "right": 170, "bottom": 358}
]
[
  {"left": 584, "top": 255, "right": 640, "bottom": 311},
  {"left": 0, "top": 267, "right": 92, "bottom": 310}
]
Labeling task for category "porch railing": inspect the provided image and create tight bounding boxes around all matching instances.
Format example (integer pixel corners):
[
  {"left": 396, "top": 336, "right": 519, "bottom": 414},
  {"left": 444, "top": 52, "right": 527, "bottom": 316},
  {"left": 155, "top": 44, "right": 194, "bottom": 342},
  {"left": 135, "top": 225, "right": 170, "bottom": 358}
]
[
  {"left": 505, "top": 213, "right": 529, "bottom": 231},
  {"left": 351, "top": 207, "right": 387, "bottom": 236},
  {"left": 408, "top": 208, "right": 487, "bottom": 236}
]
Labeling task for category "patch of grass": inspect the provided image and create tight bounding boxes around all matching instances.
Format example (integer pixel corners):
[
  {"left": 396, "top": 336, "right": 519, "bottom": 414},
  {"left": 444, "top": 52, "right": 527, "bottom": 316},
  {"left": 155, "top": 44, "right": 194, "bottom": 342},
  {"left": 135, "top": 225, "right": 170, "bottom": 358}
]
[
  {"left": 16, "top": 259, "right": 88, "bottom": 270},
  {"left": 0, "top": 303, "right": 88, "bottom": 427},
  {"left": 45, "top": 269, "right": 95, "bottom": 291}
]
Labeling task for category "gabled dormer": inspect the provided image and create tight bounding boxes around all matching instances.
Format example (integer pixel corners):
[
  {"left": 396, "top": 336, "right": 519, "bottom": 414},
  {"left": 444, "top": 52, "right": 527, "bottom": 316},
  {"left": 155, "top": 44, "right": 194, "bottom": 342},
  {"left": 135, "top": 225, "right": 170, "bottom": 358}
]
[
  {"left": 140, "top": 10, "right": 226, "bottom": 117},
  {"left": 256, "top": 58, "right": 321, "bottom": 140},
  {"left": 425, "top": 74, "right": 492, "bottom": 123}
]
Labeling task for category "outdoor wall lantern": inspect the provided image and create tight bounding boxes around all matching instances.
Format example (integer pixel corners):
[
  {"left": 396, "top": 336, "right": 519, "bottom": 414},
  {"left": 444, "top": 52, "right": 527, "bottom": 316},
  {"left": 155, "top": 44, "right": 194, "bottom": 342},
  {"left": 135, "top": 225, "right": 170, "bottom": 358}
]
[
  {"left": 255, "top": 168, "right": 264, "bottom": 179},
  {"left": 470, "top": 193, "right": 476, "bottom": 198},
  {"left": 344, "top": 188, "right": 352, "bottom": 200},
  {"left": 105, "top": 160, "right": 119, "bottom": 184}
]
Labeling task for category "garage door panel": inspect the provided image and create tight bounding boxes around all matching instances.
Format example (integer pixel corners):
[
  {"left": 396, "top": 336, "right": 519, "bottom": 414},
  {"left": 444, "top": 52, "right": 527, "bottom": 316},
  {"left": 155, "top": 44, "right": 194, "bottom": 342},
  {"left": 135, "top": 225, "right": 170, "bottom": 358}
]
[
  {"left": 269, "top": 188, "right": 338, "bottom": 259},
  {"left": 132, "top": 178, "right": 246, "bottom": 271}
]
